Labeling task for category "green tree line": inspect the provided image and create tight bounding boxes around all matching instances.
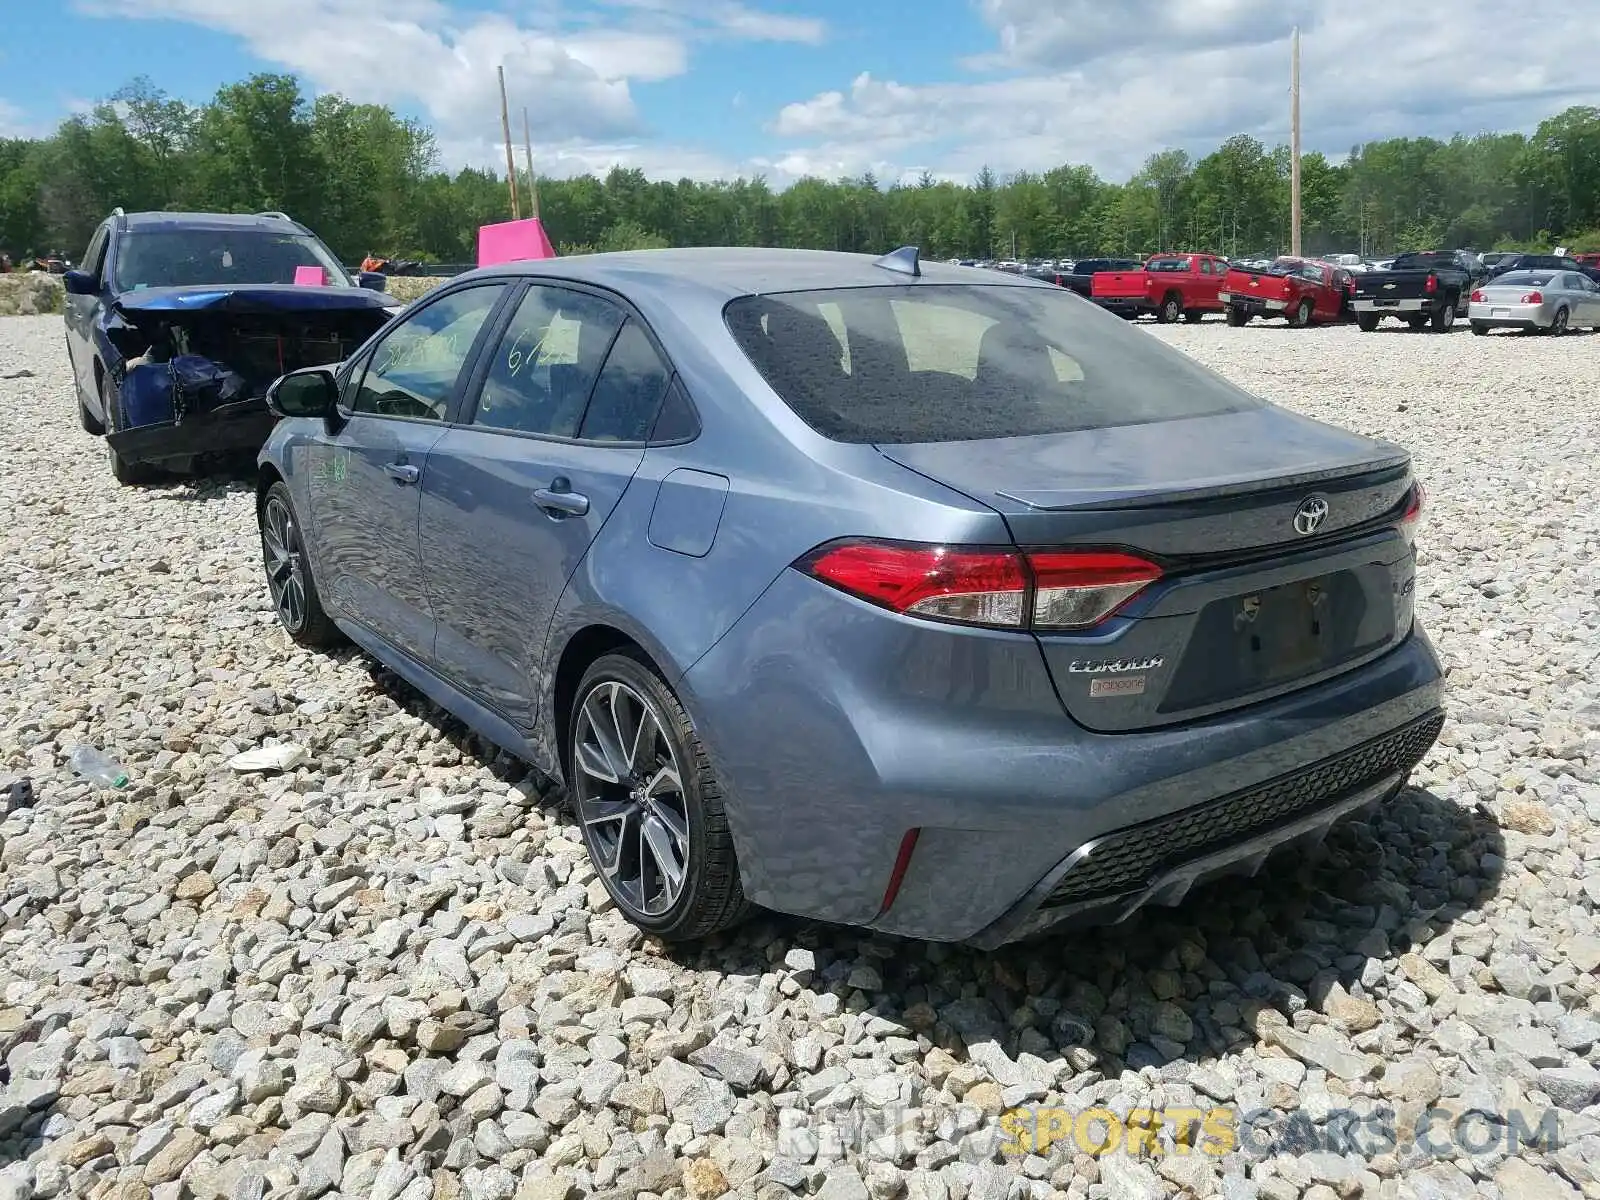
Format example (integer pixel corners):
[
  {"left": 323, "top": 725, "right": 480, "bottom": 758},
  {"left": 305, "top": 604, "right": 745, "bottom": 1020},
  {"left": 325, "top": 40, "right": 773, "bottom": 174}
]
[{"left": 6, "top": 73, "right": 1600, "bottom": 265}]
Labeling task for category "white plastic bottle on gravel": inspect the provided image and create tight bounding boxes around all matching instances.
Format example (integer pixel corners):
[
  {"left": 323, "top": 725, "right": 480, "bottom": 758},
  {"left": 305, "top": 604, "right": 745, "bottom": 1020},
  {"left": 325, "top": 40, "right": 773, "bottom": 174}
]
[{"left": 67, "top": 745, "right": 129, "bottom": 789}]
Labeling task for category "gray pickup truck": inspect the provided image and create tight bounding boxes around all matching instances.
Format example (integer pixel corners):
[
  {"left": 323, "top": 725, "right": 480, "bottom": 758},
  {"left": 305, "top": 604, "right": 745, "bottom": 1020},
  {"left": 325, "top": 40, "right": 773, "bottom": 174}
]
[{"left": 1350, "top": 250, "right": 1479, "bottom": 332}]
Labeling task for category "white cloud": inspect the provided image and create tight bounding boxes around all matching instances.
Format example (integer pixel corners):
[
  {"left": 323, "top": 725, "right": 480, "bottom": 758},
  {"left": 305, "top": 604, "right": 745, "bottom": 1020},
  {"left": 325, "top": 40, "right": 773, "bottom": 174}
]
[
  {"left": 72, "top": 0, "right": 824, "bottom": 166},
  {"left": 771, "top": 0, "right": 1600, "bottom": 183}
]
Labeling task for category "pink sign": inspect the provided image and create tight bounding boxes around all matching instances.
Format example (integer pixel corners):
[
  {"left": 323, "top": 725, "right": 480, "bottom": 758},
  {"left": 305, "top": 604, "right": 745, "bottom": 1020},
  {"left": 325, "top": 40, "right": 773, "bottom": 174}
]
[
  {"left": 477, "top": 217, "right": 557, "bottom": 267},
  {"left": 293, "top": 265, "right": 327, "bottom": 286}
]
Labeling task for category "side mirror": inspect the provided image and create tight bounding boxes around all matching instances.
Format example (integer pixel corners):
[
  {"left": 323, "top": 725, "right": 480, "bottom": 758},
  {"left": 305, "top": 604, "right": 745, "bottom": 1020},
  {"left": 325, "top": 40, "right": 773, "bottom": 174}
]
[
  {"left": 266, "top": 366, "right": 337, "bottom": 420},
  {"left": 357, "top": 271, "right": 387, "bottom": 291},
  {"left": 62, "top": 269, "right": 97, "bottom": 296}
]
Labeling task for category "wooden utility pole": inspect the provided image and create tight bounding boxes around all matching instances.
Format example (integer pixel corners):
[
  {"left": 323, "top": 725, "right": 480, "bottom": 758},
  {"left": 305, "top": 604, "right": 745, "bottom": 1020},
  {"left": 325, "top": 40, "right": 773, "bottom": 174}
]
[
  {"left": 498, "top": 65, "right": 521, "bottom": 220},
  {"left": 1289, "top": 26, "right": 1302, "bottom": 257},
  {"left": 522, "top": 107, "right": 539, "bottom": 219}
]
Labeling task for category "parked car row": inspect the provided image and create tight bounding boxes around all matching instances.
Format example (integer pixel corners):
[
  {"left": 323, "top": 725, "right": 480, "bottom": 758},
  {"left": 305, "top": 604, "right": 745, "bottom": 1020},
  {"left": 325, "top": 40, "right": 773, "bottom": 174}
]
[{"left": 63, "top": 214, "right": 1444, "bottom": 947}]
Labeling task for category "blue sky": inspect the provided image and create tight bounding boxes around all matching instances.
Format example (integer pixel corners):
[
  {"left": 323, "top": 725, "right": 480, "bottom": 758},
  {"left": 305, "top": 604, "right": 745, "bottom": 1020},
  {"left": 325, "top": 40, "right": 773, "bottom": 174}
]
[{"left": 6, "top": 1, "right": 1600, "bottom": 186}]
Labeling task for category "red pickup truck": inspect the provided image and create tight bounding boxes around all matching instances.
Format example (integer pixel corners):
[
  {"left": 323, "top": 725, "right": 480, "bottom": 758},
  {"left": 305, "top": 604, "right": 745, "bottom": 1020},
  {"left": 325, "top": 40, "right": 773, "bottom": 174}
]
[
  {"left": 1090, "top": 253, "right": 1229, "bottom": 322},
  {"left": 1218, "top": 258, "right": 1354, "bottom": 327}
]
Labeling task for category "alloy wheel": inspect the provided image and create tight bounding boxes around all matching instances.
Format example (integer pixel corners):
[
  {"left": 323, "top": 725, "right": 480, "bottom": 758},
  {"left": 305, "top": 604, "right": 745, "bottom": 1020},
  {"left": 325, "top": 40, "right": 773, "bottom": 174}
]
[
  {"left": 261, "top": 496, "right": 308, "bottom": 631},
  {"left": 573, "top": 680, "right": 690, "bottom": 918}
]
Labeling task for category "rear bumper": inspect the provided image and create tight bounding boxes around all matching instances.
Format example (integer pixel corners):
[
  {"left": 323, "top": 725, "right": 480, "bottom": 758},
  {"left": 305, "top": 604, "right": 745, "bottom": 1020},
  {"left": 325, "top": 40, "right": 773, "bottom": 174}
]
[
  {"left": 106, "top": 398, "right": 278, "bottom": 466},
  {"left": 1467, "top": 303, "right": 1545, "bottom": 329},
  {"left": 966, "top": 711, "right": 1440, "bottom": 947},
  {"left": 1352, "top": 298, "right": 1430, "bottom": 313},
  {"left": 682, "top": 569, "right": 1446, "bottom": 941},
  {"left": 1091, "top": 297, "right": 1151, "bottom": 317},
  {"left": 1220, "top": 294, "right": 1288, "bottom": 315}
]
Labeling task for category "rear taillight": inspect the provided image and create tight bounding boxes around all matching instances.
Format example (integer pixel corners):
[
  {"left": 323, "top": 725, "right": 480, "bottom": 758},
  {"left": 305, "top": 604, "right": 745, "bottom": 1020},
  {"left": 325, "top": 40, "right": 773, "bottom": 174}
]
[
  {"left": 1029, "top": 550, "right": 1164, "bottom": 628},
  {"left": 1424, "top": 273, "right": 1438, "bottom": 293},
  {"left": 1470, "top": 289, "right": 1484, "bottom": 302},
  {"left": 1398, "top": 483, "right": 1425, "bottom": 547},
  {"left": 798, "top": 541, "right": 1162, "bottom": 631},
  {"left": 1521, "top": 291, "right": 1543, "bottom": 304}
]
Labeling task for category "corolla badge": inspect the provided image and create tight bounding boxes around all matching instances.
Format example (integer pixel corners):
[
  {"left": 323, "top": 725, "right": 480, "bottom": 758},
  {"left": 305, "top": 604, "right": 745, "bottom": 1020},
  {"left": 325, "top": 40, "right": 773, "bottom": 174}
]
[
  {"left": 1293, "top": 495, "right": 1330, "bottom": 536},
  {"left": 1067, "top": 656, "right": 1164, "bottom": 674}
]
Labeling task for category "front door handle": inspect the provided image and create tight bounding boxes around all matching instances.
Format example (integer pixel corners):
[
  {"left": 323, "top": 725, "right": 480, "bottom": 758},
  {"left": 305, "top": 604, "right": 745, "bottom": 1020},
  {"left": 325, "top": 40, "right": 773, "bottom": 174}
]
[
  {"left": 532, "top": 478, "right": 589, "bottom": 517},
  {"left": 384, "top": 462, "right": 420, "bottom": 485}
]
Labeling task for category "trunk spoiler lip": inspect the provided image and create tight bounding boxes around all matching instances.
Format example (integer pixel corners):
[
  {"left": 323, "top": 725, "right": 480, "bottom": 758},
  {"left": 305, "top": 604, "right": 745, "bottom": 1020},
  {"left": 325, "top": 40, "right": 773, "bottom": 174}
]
[
  {"left": 989, "top": 452, "right": 1411, "bottom": 511},
  {"left": 110, "top": 284, "right": 393, "bottom": 315}
]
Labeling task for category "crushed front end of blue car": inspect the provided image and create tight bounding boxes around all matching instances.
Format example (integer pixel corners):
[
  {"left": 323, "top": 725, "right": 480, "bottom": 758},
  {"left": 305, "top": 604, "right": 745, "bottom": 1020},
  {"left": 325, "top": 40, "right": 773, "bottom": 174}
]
[{"left": 97, "top": 285, "right": 396, "bottom": 468}]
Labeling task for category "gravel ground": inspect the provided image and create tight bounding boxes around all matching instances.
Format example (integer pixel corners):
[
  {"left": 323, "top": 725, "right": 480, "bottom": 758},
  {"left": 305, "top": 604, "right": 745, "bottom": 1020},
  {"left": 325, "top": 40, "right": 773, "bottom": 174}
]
[{"left": 0, "top": 313, "right": 1597, "bottom": 1200}]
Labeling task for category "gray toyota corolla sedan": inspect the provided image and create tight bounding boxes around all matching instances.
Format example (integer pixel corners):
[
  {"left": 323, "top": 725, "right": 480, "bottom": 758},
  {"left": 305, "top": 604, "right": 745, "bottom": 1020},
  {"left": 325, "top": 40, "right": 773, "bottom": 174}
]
[{"left": 255, "top": 246, "right": 1443, "bottom": 947}]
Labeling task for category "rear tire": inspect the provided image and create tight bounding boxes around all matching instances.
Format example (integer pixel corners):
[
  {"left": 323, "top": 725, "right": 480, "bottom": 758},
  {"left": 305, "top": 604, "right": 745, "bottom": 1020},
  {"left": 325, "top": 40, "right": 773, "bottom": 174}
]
[
  {"left": 101, "top": 373, "right": 157, "bottom": 487},
  {"left": 1547, "top": 307, "right": 1569, "bottom": 336},
  {"left": 569, "top": 651, "right": 749, "bottom": 941},
  {"left": 1357, "top": 313, "right": 1380, "bottom": 332},
  {"left": 1290, "top": 298, "right": 1314, "bottom": 328},
  {"left": 1225, "top": 306, "right": 1251, "bottom": 327},
  {"left": 260, "top": 482, "right": 342, "bottom": 648},
  {"left": 78, "top": 393, "right": 104, "bottom": 435},
  {"left": 1430, "top": 302, "right": 1455, "bottom": 332},
  {"left": 1156, "top": 294, "right": 1182, "bottom": 324}
]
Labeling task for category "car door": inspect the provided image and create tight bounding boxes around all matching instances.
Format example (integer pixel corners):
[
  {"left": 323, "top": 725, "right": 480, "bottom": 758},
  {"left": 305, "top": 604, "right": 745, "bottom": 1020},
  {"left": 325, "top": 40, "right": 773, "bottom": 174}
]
[
  {"left": 304, "top": 282, "right": 509, "bottom": 666},
  {"left": 64, "top": 223, "right": 109, "bottom": 403},
  {"left": 418, "top": 283, "right": 674, "bottom": 730}
]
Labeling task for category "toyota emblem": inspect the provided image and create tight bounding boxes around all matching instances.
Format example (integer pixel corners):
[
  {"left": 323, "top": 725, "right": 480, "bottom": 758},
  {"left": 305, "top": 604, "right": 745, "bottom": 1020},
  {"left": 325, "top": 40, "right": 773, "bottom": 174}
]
[{"left": 1293, "top": 496, "right": 1330, "bottom": 536}]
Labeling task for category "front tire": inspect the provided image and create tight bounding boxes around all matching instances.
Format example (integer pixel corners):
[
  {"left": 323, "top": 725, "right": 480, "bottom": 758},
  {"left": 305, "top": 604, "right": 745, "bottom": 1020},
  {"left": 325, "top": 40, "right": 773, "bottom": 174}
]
[
  {"left": 570, "top": 651, "right": 748, "bottom": 941},
  {"left": 101, "top": 373, "right": 157, "bottom": 486},
  {"left": 260, "top": 482, "right": 342, "bottom": 648}
]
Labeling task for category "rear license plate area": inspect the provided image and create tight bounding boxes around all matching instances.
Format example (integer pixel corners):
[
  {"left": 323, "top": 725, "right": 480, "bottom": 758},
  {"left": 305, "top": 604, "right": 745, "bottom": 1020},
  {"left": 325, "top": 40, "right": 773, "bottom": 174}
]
[
  {"left": 1491, "top": 308, "right": 1510, "bottom": 317},
  {"left": 1374, "top": 299, "right": 1399, "bottom": 307},
  {"left": 1237, "top": 578, "right": 1333, "bottom": 680},
  {"left": 1158, "top": 568, "right": 1394, "bottom": 715}
]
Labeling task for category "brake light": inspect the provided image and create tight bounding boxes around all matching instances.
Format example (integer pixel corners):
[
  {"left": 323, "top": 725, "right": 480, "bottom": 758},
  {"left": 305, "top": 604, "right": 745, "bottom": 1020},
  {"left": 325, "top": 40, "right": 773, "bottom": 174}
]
[
  {"left": 1028, "top": 551, "right": 1164, "bottom": 629},
  {"left": 1424, "top": 273, "right": 1438, "bottom": 293},
  {"left": 1398, "top": 483, "right": 1425, "bottom": 547},
  {"left": 1521, "top": 291, "right": 1543, "bottom": 304},
  {"left": 798, "top": 541, "right": 1162, "bottom": 630}
]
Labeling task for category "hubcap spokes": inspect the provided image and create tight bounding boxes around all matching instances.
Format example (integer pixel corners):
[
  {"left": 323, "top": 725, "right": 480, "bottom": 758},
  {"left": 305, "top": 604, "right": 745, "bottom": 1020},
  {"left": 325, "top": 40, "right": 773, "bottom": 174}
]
[
  {"left": 574, "top": 681, "right": 689, "bottom": 917},
  {"left": 261, "top": 498, "right": 307, "bottom": 630}
]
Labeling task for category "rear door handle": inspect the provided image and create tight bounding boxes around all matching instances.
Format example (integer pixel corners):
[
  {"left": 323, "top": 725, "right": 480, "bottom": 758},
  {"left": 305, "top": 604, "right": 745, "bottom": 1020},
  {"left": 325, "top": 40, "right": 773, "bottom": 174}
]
[
  {"left": 532, "top": 479, "right": 589, "bottom": 517},
  {"left": 384, "top": 462, "right": 420, "bottom": 485}
]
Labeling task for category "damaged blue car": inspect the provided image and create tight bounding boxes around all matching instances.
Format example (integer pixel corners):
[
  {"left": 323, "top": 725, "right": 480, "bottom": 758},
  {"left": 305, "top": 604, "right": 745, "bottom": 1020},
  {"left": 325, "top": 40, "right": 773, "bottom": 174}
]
[{"left": 63, "top": 209, "right": 402, "bottom": 484}]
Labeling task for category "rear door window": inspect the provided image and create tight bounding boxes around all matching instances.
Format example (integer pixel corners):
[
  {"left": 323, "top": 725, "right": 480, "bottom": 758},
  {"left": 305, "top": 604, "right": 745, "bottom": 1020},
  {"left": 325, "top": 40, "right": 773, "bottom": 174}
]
[
  {"left": 725, "top": 284, "right": 1260, "bottom": 444},
  {"left": 578, "top": 320, "right": 674, "bottom": 443},
  {"left": 471, "top": 285, "right": 625, "bottom": 438}
]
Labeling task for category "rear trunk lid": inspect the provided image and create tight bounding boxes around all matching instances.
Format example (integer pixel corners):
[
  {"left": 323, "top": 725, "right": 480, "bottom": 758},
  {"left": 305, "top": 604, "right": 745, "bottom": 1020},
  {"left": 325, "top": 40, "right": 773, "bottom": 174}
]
[
  {"left": 1352, "top": 271, "right": 1433, "bottom": 302},
  {"left": 1221, "top": 267, "right": 1294, "bottom": 304},
  {"left": 1090, "top": 270, "right": 1150, "bottom": 300},
  {"left": 878, "top": 407, "right": 1418, "bottom": 731}
]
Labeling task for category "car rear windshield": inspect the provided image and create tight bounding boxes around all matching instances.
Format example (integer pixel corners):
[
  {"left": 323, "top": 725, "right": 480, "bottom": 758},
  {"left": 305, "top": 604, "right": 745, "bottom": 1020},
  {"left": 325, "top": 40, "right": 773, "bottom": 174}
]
[
  {"left": 724, "top": 283, "right": 1262, "bottom": 444},
  {"left": 1390, "top": 252, "right": 1457, "bottom": 271},
  {"left": 113, "top": 230, "right": 351, "bottom": 291},
  {"left": 1145, "top": 257, "right": 1191, "bottom": 272},
  {"left": 1492, "top": 271, "right": 1553, "bottom": 287}
]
